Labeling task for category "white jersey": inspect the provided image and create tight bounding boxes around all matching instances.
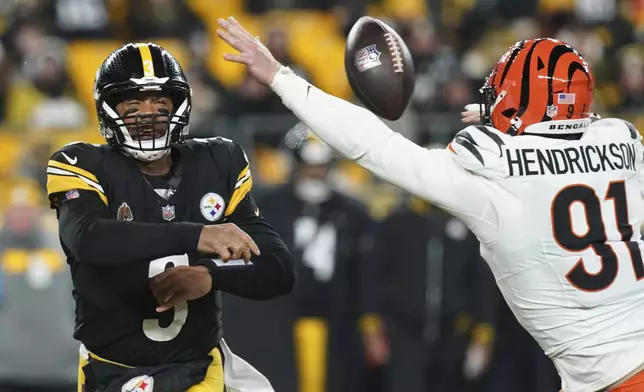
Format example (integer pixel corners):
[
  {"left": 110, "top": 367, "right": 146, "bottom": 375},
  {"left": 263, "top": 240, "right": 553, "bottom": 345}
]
[{"left": 271, "top": 67, "right": 644, "bottom": 392}]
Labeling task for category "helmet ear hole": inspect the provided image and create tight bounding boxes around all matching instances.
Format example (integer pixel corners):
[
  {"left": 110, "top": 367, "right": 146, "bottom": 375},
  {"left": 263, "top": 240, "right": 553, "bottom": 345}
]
[
  {"left": 502, "top": 108, "right": 517, "bottom": 118},
  {"left": 169, "top": 89, "right": 187, "bottom": 108}
]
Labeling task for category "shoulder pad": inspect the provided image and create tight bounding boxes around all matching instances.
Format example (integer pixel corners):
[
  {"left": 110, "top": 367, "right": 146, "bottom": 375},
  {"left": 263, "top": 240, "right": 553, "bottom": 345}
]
[
  {"left": 190, "top": 136, "right": 234, "bottom": 145},
  {"left": 187, "top": 137, "right": 252, "bottom": 217},
  {"left": 585, "top": 118, "right": 642, "bottom": 143},
  {"left": 47, "top": 142, "right": 107, "bottom": 206},
  {"left": 49, "top": 142, "right": 102, "bottom": 169},
  {"left": 187, "top": 136, "right": 249, "bottom": 164},
  {"left": 449, "top": 125, "right": 508, "bottom": 178}
]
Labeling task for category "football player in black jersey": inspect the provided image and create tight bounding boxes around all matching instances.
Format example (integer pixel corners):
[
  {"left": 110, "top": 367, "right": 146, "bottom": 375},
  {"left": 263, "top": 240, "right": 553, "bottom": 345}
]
[{"left": 46, "top": 42, "right": 295, "bottom": 392}]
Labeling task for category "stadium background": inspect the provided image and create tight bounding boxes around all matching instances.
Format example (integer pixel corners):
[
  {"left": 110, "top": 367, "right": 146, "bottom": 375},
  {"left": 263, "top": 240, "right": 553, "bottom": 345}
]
[{"left": 0, "top": 0, "right": 641, "bottom": 391}]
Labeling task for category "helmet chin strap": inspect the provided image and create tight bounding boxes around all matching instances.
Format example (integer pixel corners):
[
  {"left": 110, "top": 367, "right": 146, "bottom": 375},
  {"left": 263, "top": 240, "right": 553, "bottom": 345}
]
[{"left": 123, "top": 146, "right": 171, "bottom": 162}]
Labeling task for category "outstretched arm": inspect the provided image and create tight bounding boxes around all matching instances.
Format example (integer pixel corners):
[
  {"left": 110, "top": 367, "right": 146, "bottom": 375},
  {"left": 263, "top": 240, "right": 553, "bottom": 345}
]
[{"left": 216, "top": 16, "right": 497, "bottom": 242}]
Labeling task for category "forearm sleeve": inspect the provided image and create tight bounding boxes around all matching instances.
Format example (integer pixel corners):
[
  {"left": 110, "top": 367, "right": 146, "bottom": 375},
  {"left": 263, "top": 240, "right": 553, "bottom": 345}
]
[{"left": 56, "top": 191, "right": 203, "bottom": 265}]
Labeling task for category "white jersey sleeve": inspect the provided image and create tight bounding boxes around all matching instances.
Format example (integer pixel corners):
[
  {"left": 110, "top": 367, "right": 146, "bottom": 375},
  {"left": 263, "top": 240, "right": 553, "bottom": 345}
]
[
  {"left": 270, "top": 67, "right": 499, "bottom": 244},
  {"left": 449, "top": 125, "right": 511, "bottom": 179}
]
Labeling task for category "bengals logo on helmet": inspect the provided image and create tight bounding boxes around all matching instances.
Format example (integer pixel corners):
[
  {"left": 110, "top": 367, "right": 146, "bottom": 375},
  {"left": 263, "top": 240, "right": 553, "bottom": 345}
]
[{"left": 480, "top": 38, "right": 595, "bottom": 136}]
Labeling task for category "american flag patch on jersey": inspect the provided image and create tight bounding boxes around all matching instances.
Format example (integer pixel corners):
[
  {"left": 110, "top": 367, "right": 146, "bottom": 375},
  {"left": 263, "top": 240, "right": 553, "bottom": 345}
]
[
  {"left": 557, "top": 93, "right": 576, "bottom": 104},
  {"left": 65, "top": 190, "right": 80, "bottom": 200}
]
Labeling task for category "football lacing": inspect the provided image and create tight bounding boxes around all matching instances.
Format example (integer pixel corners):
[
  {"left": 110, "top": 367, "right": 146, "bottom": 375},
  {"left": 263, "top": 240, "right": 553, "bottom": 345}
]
[{"left": 384, "top": 32, "right": 404, "bottom": 73}]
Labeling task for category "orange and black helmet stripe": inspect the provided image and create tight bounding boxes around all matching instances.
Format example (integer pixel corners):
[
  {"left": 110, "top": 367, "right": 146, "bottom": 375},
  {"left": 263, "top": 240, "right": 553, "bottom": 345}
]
[{"left": 487, "top": 38, "right": 595, "bottom": 134}]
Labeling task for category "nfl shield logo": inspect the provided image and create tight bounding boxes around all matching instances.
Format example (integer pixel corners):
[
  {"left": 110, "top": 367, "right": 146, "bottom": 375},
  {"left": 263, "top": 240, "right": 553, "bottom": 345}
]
[
  {"left": 546, "top": 105, "right": 558, "bottom": 118},
  {"left": 161, "top": 205, "right": 175, "bottom": 221},
  {"left": 355, "top": 44, "right": 382, "bottom": 72}
]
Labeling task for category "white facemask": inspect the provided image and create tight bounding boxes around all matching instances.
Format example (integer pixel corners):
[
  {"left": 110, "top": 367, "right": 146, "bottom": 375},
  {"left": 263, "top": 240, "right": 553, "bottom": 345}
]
[
  {"left": 121, "top": 137, "right": 172, "bottom": 162},
  {"left": 294, "top": 178, "right": 331, "bottom": 204}
]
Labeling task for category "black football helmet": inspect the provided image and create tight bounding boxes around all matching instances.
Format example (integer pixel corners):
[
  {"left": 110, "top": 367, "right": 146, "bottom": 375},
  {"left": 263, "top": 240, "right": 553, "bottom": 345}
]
[{"left": 94, "top": 43, "right": 192, "bottom": 161}]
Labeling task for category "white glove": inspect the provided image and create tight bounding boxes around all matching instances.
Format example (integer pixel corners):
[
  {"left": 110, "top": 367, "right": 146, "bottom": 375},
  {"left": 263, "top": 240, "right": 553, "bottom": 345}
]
[
  {"left": 461, "top": 104, "right": 483, "bottom": 124},
  {"left": 463, "top": 342, "right": 492, "bottom": 380}
]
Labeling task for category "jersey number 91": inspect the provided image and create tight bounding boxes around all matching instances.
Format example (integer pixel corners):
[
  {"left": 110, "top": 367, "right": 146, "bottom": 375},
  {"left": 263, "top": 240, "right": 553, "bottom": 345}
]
[{"left": 551, "top": 180, "right": 644, "bottom": 292}]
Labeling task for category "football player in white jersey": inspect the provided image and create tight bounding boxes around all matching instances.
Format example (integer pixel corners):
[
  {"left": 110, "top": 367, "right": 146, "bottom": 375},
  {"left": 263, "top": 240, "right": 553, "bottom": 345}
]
[{"left": 216, "top": 17, "right": 644, "bottom": 392}]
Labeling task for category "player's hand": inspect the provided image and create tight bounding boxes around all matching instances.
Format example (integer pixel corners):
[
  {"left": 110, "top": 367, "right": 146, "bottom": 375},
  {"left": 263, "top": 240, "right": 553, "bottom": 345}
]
[
  {"left": 463, "top": 341, "right": 493, "bottom": 380},
  {"left": 363, "top": 329, "right": 390, "bottom": 367},
  {"left": 197, "top": 223, "right": 260, "bottom": 263},
  {"left": 151, "top": 265, "right": 211, "bottom": 312},
  {"left": 461, "top": 103, "right": 483, "bottom": 124},
  {"left": 216, "top": 16, "right": 282, "bottom": 86}
]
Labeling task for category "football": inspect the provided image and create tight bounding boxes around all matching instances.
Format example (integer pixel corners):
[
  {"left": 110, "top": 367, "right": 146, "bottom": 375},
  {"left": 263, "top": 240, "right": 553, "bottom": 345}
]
[{"left": 344, "top": 16, "right": 415, "bottom": 121}]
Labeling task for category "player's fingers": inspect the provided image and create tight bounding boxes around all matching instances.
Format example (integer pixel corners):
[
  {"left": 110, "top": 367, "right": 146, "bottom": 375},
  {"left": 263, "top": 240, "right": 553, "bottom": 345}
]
[
  {"left": 216, "top": 28, "right": 246, "bottom": 52},
  {"left": 227, "top": 243, "right": 245, "bottom": 260},
  {"left": 151, "top": 268, "right": 173, "bottom": 285},
  {"left": 156, "top": 295, "right": 179, "bottom": 313},
  {"left": 156, "top": 303, "right": 173, "bottom": 312},
  {"left": 230, "top": 241, "right": 253, "bottom": 262},
  {"left": 464, "top": 104, "right": 481, "bottom": 112},
  {"left": 218, "top": 17, "right": 252, "bottom": 45},
  {"left": 462, "top": 114, "right": 480, "bottom": 124},
  {"left": 156, "top": 290, "right": 188, "bottom": 312},
  {"left": 227, "top": 16, "right": 256, "bottom": 43},
  {"left": 152, "top": 280, "right": 176, "bottom": 303},
  {"left": 229, "top": 227, "right": 260, "bottom": 256},
  {"left": 240, "top": 247, "right": 252, "bottom": 264},
  {"left": 246, "top": 237, "right": 260, "bottom": 256},
  {"left": 154, "top": 289, "right": 175, "bottom": 309},
  {"left": 217, "top": 17, "right": 237, "bottom": 36},
  {"left": 214, "top": 244, "right": 232, "bottom": 262},
  {"left": 150, "top": 276, "right": 173, "bottom": 300},
  {"left": 236, "top": 230, "right": 257, "bottom": 251},
  {"left": 222, "top": 52, "right": 247, "bottom": 64}
]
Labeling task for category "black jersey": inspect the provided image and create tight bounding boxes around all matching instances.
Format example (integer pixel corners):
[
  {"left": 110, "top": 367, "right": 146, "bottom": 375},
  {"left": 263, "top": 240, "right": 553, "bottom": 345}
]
[{"left": 46, "top": 137, "right": 295, "bottom": 367}]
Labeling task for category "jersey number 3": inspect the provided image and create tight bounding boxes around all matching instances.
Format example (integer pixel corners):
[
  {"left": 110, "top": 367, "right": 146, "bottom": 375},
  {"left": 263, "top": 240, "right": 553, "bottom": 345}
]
[
  {"left": 551, "top": 181, "right": 644, "bottom": 292},
  {"left": 142, "top": 256, "right": 189, "bottom": 341}
]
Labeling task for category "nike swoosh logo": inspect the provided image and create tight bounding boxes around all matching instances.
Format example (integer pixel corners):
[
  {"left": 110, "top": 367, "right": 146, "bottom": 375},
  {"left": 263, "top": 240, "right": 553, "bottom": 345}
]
[
  {"left": 254, "top": 207, "right": 260, "bottom": 216},
  {"left": 306, "top": 84, "right": 312, "bottom": 98},
  {"left": 61, "top": 152, "right": 77, "bottom": 165}
]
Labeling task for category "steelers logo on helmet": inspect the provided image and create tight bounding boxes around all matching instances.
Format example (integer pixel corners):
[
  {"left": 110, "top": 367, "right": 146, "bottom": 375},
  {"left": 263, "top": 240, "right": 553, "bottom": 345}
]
[{"left": 94, "top": 42, "right": 192, "bottom": 162}]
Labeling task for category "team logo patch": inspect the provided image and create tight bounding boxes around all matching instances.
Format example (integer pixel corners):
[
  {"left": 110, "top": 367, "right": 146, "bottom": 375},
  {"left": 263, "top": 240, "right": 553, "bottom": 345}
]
[
  {"left": 117, "top": 202, "right": 134, "bottom": 221},
  {"left": 355, "top": 45, "right": 382, "bottom": 72},
  {"left": 121, "top": 375, "right": 154, "bottom": 392},
  {"left": 200, "top": 192, "right": 226, "bottom": 222},
  {"left": 161, "top": 205, "right": 175, "bottom": 221}
]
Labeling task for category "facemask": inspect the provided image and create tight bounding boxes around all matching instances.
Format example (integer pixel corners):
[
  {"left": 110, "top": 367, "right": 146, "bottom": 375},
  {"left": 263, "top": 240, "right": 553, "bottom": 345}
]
[{"left": 294, "top": 178, "right": 331, "bottom": 204}]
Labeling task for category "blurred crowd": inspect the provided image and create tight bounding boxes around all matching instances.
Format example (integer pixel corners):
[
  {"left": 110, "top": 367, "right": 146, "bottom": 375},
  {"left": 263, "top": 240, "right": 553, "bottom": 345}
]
[{"left": 0, "top": 0, "right": 642, "bottom": 391}]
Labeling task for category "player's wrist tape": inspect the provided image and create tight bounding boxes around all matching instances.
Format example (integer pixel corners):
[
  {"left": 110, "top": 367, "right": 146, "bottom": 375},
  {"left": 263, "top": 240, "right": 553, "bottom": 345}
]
[{"left": 196, "top": 258, "right": 254, "bottom": 294}]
